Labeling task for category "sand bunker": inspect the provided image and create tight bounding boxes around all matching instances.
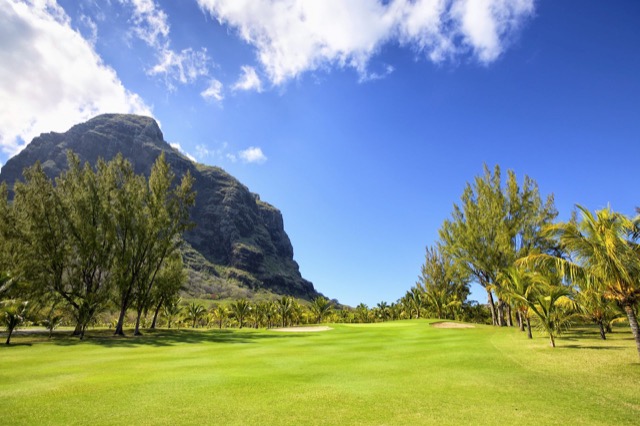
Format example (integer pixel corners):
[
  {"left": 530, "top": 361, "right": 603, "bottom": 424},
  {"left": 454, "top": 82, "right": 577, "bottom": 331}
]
[
  {"left": 430, "top": 322, "right": 475, "bottom": 329},
  {"left": 272, "top": 326, "right": 333, "bottom": 332}
]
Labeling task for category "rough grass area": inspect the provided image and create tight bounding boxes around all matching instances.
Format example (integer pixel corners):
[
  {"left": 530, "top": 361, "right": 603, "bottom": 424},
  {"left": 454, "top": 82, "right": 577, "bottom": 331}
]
[{"left": 1, "top": 321, "right": 639, "bottom": 425}]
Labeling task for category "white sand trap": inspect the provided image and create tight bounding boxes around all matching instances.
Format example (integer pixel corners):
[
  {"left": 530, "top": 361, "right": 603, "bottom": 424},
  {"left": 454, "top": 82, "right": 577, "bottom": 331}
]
[
  {"left": 431, "top": 322, "right": 475, "bottom": 329},
  {"left": 272, "top": 326, "right": 333, "bottom": 332}
]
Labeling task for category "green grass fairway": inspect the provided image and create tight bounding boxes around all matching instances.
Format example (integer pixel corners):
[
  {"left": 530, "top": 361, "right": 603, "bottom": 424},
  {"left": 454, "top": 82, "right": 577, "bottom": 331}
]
[{"left": 1, "top": 321, "right": 639, "bottom": 425}]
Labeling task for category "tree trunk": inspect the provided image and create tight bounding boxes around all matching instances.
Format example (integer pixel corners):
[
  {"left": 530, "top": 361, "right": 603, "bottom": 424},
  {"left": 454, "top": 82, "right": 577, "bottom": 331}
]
[
  {"left": 497, "top": 299, "right": 505, "bottom": 327},
  {"left": 114, "top": 286, "right": 134, "bottom": 336},
  {"left": 5, "top": 327, "right": 14, "bottom": 344},
  {"left": 623, "top": 304, "right": 640, "bottom": 360},
  {"left": 114, "top": 303, "right": 128, "bottom": 336},
  {"left": 150, "top": 299, "right": 163, "bottom": 329},
  {"left": 506, "top": 304, "right": 513, "bottom": 327},
  {"left": 549, "top": 333, "right": 556, "bottom": 348},
  {"left": 517, "top": 311, "right": 524, "bottom": 332},
  {"left": 487, "top": 291, "right": 497, "bottom": 326},
  {"left": 134, "top": 309, "right": 143, "bottom": 335},
  {"left": 73, "top": 321, "right": 83, "bottom": 336},
  {"left": 598, "top": 320, "right": 606, "bottom": 340},
  {"left": 526, "top": 316, "right": 532, "bottom": 339}
]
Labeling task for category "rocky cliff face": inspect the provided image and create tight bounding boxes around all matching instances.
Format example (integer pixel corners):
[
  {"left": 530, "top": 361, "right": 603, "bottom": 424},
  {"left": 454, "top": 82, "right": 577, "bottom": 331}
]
[{"left": 0, "top": 114, "right": 318, "bottom": 300}]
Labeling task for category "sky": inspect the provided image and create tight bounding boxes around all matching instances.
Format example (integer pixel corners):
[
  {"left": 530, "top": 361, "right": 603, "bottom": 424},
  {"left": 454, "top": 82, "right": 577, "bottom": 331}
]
[{"left": 1, "top": 0, "right": 639, "bottom": 307}]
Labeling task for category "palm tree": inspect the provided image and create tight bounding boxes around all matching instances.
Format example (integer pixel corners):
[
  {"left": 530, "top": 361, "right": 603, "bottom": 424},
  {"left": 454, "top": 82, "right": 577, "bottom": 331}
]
[
  {"left": 2, "top": 300, "right": 28, "bottom": 345},
  {"left": 276, "top": 297, "right": 293, "bottom": 328},
  {"left": 162, "top": 297, "right": 182, "bottom": 329},
  {"left": 186, "top": 302, "right": 206, "bottom": 328},
  {"left": 521, "top": 280, "right": 575, "bottom": 348},
  {"left": 230, "top": 299, "right": 251, "bottom": 329},
  {"left": 574, "top": 277, "right": 624, "bottom": 340},
  {"left": 210, "top": 304, "right": 228, "bottom": 329},
  {"left": 498, "top": 266, "right": 536, "bottom": 338},
  {"left": 522, "top": 206, "right": 640, "bottom": 356},
  {"left": 310, "top": 297, "right": 333, "bottom": 324}
]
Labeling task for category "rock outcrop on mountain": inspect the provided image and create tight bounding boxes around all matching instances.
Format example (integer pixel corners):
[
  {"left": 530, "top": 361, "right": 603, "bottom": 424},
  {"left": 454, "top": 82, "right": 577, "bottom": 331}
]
[{"left": 0, "top": 114, "right": 318, "bottom": 300}]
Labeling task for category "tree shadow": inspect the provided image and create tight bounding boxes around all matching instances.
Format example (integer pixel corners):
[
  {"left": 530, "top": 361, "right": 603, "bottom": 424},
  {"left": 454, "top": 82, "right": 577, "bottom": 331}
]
[
  {"left": 560, "top": 344, "right": 625, "bottom": 351},
  {"left": 46, "top": 328, "right": 308, "bottom": 348}
]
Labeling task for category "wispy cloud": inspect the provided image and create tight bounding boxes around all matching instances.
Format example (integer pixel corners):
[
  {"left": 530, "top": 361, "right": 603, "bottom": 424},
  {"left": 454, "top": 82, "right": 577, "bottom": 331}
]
[
  {"left": 201, "top": 79, "right": 224, "bottom": 101},
  {"left": 195, "top": 142, "right": 264, "bottom": 165},
  {"left": 197, "top": 0, "right": 535, "bottom": 85},
  {"left": 0, "top": 0, "right": 151, "bottom": 156},
  {"left": 239, "top": 147, "right": 267, "bottom": 164},
  {"left": 120, "top": 0, "right": 211, "bottom": 89},
  {"left": 232, "top": 66, "right": 263, "bottom": 92}
]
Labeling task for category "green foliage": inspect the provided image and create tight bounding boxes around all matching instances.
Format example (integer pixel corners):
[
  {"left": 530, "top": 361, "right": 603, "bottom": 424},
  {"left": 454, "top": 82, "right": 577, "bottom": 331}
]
[
  {"left": 2, "top": 299, "right": 29, "bottom": 344},
  {"left": 0, "top": 151, "right": 193, "bottom": 339},
  {"left": 309, "top": 297, "right": 332, "bottom": 324},
  {"left": 439, "top": 164, "right": 557, "bottom": 325}
]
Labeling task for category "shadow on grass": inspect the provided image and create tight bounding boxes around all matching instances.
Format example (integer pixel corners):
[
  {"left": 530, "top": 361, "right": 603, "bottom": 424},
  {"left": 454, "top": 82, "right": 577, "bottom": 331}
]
[
  {"left": 41, "top": 328, "right": 309, "bottom": 348},
  {"left": 560, "top": 344, "right": 626, "bottom": 351}
]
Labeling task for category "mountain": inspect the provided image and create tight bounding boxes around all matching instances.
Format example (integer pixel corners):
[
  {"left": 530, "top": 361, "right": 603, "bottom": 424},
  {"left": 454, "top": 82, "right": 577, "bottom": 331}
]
[{"left": 0, "top": 114, "right": 319, "bottom": 300}]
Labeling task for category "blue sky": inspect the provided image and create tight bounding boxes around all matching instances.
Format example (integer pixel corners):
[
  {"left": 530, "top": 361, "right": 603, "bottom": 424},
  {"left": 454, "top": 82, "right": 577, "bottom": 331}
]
[{"left": 1, "top": 0, "right": 639, "bottom": 306}]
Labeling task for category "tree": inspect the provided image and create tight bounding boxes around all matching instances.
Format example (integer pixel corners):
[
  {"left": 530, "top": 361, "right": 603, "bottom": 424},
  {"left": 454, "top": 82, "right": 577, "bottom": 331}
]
[
  {"left": 2, "top": 300, "right": 28, "bottom": 345},
  {"left": 522, "top": 206, "right": 640, "bottom": 358},
  {"left": 513, "top": 276, "right": 575, "bottom": 348},
  {"left": 276, "top": 297, "right": 294, "bottom": 328},
  {"left": 310, "top": 297, "right": 332, "bottom": 324},
  {"left": 440, "top": 165, "right": 557, "bottom": 326},
  {"left": 402, "top": 288, "right": 425, "bottom": 319},
  {"left": 186, "top": 302, "right": 206, "bottom": 328},
  {"left": 162, "top": 297, "right": 182, "bottom": 329},
  {"left": 112, "top": 153, "right": 195, "bottom": 336},
  {"left": 498, "top": 266, "right": 535, "bottom": 338},
  {"left": 418, "top": 245, "right": 469, "bottom": 320},
  {"left": 230, "top": 299, "right": 251, "bottom": 329},
  {"left": 149, "top": 253, "right": 186, "bottom": 329},
  {"left": 211, "top": 304, "right": 228, "bottom": 329}
]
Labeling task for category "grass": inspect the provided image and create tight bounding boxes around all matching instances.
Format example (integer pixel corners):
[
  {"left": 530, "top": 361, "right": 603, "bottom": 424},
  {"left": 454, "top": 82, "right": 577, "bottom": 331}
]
[{"left": 1, "top": 320, "right": 639, "bottom": 425}]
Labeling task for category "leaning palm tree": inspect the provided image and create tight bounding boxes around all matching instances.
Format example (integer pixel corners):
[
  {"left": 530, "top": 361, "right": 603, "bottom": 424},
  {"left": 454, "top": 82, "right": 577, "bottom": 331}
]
[
  {"left": 2, "top": 300, "right": 28, "bottom": 345},
  {"left": 521, "top": 206, "right": 640, "bottom": 357}
]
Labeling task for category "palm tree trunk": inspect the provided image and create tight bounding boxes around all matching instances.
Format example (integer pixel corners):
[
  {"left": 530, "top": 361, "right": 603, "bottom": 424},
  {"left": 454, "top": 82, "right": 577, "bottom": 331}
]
[
  {"left": 526, "top": 316, "right": 532, "bottom": 339},
  {"left": 506, "top": 304, "right": 513, "bottom": 327},
  {"left": 5, "top": 326, "right": 14, "bottom": 344},
  {"left": 549, "top": 333, "right": 556, "bottom": 348},
  {"left": 623, "top": 304, "right": 640, "bottom": 359}
]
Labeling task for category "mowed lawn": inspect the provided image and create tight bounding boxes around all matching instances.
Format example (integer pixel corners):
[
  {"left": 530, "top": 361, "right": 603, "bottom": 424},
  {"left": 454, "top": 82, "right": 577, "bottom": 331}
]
[{"left": 1, "top": 320, "right": 639, "bottom": 425}]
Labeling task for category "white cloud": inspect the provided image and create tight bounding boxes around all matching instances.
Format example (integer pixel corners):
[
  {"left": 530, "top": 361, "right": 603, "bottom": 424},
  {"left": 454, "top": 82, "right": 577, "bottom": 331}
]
[
  {"left": 149, "top": 47, "right": 210, "bottom": 89},
  {"left": 0, "top": 0, "right": 151, "bottom": 156},
  {"left": 200, "top": 79, "right": 224, "bottom": 101},
  {"left": 170, "top": 142, "right": 197, "bottom": 162},
  {"left": 120, "top": 0, "right": 212, "bottom": 88},
  {"left": 239, "top": 147, "right": 267, "bottom": 164},
  {"left": 197, "top": 0, "right": 535, "bottom": 85},
  {"left": 232, "top": 66, "right": 262, "bottom": 92},
  {"left": 195, "top": 144, "right": 211, "bottom": 159}
]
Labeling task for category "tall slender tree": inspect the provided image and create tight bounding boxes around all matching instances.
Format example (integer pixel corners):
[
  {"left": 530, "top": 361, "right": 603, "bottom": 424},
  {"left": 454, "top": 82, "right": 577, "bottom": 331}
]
[{"left": 440, "top": 165, "right": 556, "bottom": 326}]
